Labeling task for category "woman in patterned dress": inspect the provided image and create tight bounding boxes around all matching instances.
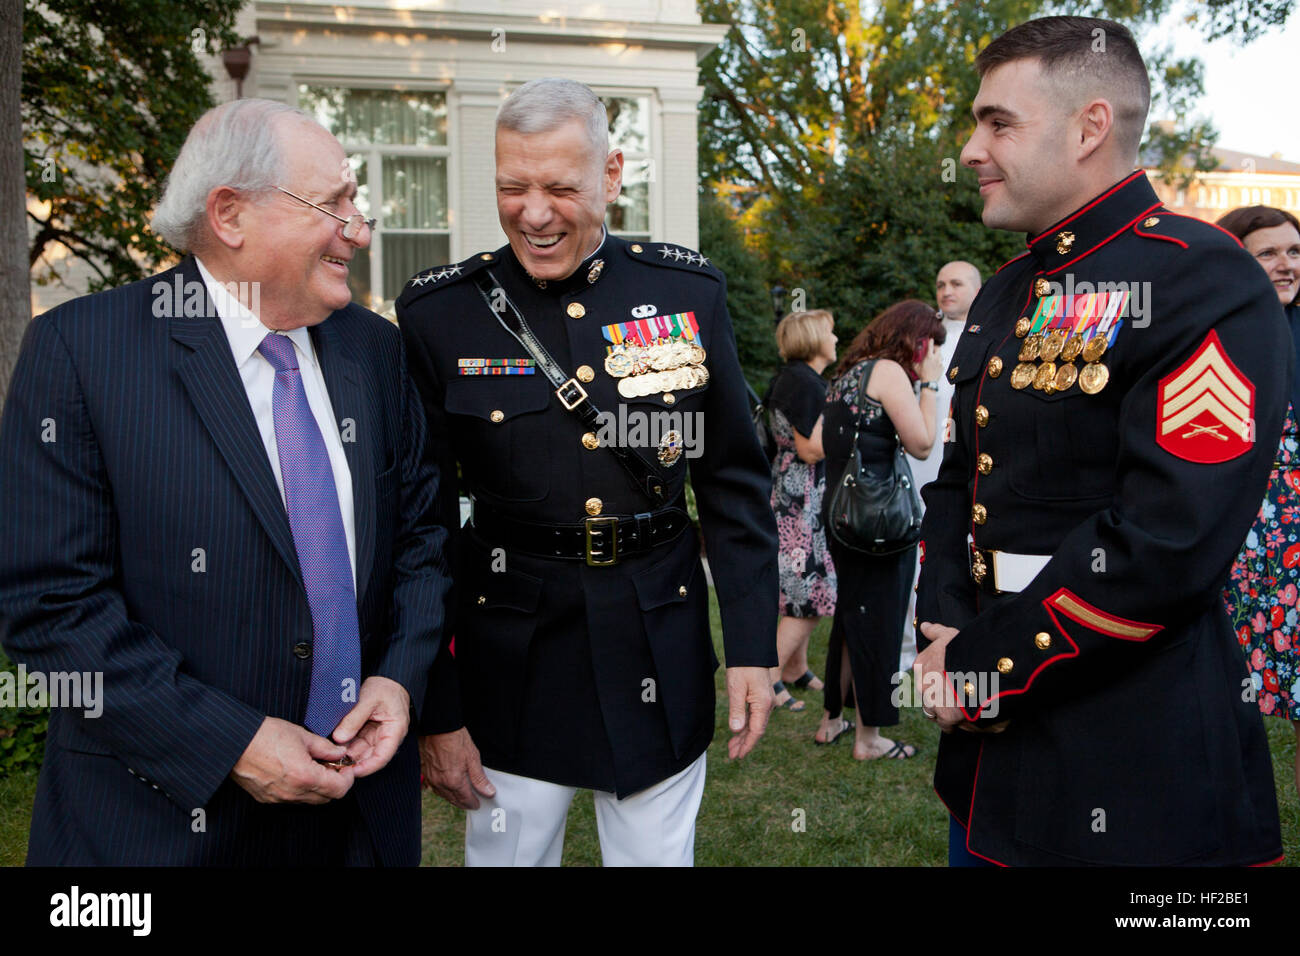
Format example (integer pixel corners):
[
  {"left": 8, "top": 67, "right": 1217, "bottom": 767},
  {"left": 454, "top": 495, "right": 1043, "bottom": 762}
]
[
  {"left": 1220, "top": 205, "right": 1300, "bottom": 798},
  {"left": 768, "top": 310, "right": 839, "bottom": 711}
]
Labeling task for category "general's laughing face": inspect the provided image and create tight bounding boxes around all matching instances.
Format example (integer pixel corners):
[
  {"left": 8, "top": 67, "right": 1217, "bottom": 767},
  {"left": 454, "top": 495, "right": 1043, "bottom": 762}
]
[{"left": 495, "top": 119, "right": 622, "bottom": 281}]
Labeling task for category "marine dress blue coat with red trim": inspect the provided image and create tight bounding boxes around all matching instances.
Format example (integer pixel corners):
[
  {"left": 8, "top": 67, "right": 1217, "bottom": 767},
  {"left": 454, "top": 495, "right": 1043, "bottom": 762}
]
[{"left": 916, "top": 171, "right": 1287, "bottom": 866}]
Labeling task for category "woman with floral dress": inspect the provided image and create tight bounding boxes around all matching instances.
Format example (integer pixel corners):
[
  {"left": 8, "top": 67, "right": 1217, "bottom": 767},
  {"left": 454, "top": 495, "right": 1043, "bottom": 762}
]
[
  {"left": 768, "top": 310, "right": 838, "bottom": 711},
  {"left": 1220, "top": 205, "right": 1300, "bottom": 799}
]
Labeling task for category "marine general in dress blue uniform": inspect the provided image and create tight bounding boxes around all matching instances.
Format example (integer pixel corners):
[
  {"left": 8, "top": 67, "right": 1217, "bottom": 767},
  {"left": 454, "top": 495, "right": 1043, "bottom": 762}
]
[
  {"left": 397, "top": 78, "right": 778, "bottom": 866},
  {"left": 914, "top": 17, "right": 1287, "bottom": 866}
]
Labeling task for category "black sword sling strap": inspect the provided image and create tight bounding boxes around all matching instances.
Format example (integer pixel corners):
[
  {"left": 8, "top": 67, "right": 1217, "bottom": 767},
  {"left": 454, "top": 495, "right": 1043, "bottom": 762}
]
[
  {"left": 471, "top": 270, "right": 670, "bottom": 508},
  {"left": 826, "top": 359, "right": 923, "bottom": 555}
]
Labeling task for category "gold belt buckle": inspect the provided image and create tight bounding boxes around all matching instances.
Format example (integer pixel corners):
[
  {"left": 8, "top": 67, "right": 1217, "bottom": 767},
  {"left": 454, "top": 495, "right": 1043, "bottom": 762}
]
[
  {"left": 557, "top": 378, "right": 588, "bottom": 410},
  {"left": 585, "top": 515, "right": 619, "bottom": 566}
]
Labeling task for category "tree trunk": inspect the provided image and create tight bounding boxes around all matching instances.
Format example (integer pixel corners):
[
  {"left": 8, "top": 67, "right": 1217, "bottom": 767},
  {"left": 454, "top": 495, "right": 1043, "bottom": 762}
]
[{"left": 0, "top": 0, "right": 28, "bottom": 405}]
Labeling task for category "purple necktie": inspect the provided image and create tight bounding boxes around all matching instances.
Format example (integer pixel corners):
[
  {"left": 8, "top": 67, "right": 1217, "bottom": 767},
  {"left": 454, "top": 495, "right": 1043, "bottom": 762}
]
[{"left": 258, "top": 332, "right": 361, "bottom": 738}]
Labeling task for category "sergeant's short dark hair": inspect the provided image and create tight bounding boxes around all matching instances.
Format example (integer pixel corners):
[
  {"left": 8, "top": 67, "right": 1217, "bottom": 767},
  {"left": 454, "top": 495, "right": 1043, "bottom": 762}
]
[
  {"left": 976, "top": 16, "right": 1151, "bottom": 162},
  {"left": 1216, "top": 205, "right": 1300, "bottom": 242}
]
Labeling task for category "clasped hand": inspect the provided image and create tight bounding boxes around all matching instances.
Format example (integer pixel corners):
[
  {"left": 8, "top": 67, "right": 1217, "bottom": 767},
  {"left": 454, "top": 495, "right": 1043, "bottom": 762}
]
[{"left": 230, "top": 675, "right": 410, "bottom": 804}]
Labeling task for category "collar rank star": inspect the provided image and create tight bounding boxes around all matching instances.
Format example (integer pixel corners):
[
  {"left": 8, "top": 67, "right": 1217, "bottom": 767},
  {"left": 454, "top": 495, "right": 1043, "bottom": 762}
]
[{"left": 1157, "top": 329, "right": 1255, "bottom": 463}]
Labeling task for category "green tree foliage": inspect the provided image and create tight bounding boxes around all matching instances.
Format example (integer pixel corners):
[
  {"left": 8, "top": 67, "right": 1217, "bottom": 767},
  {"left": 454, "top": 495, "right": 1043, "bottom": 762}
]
[
  {"left": 699, "top": 188, "right": 781, "bottom": 391},
  {"left": 696, "top": 0, "right": 1289, "bottom": 360},
  {"left": 25, "top": 0, "right": 242, "bottom": 292}
]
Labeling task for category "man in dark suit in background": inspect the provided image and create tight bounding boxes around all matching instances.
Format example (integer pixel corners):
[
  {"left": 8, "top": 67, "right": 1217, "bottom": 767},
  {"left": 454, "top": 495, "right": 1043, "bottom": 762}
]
[{"left": 0, "top": 98, "right": 449, "bottom": 864}]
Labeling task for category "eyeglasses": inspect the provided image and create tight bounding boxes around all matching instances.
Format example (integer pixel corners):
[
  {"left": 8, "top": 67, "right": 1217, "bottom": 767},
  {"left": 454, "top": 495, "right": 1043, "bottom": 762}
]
[{"left": 275, "top": 186, "right": 376, "bottom": 240}]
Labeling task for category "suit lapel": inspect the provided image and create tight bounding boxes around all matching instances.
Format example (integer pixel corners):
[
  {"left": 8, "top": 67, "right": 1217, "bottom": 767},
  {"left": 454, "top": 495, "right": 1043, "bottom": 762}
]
[
  {"left": 311, "top": 317, "right": 376, "bottom": 607},
  {"left": 168, "top": 258, "right": 303, "bottom": 585}
]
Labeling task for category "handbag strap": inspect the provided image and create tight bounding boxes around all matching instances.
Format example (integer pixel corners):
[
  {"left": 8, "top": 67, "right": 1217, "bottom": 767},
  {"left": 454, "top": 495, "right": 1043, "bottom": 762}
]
[{"left": 471, "top": 270, "right": 670, "bottom": 507}]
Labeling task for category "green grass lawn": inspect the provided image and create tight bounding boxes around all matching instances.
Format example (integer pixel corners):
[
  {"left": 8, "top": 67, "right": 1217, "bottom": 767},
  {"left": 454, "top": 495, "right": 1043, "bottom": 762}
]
[
  {"left": 421, "top": 587, "right": 1300, "bottom": 866},
  {"left": 3, "top": 585, "right": 1297, "bottom": 866}
]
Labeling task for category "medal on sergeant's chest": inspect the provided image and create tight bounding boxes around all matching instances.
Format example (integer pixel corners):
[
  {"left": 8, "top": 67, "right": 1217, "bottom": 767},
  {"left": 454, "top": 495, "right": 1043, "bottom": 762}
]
[{"left": 1005, "top": 288, "right": 1128, "bottom": 397}]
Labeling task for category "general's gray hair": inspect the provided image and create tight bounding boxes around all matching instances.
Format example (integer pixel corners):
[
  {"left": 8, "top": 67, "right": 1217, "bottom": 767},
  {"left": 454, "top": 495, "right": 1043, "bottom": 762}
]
[
  {"left": 152, "top": 98, "right": 317, "bottom": 252},
  {"left": 496, "top": 78, "right": 609, "bottom": 158}
]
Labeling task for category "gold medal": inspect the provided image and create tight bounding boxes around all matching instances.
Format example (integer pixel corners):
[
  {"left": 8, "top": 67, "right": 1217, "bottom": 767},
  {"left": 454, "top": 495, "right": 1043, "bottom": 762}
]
[
  {"left": 1078, "top": 362, "right": 1109, "bottom": 394},
  {"left": 1014, "top": 317, "right": 1032, "bottom": 338},
  {"left": 1018, "top": 333, "right": 1042, "bottom": 362},
  {"left": 605, "top": 349, "right": 634, "bottom": 378},
  {"left": 1054, "top": 363, "right": 1078, "bottom": 392},
  {"left": 1033, "top": 361, "right": 1057, "bottom": 391},
  {"left": 1060, "top": 333, "right": 1084, "bottom": 363},
  {"left": 618, "top": 377, "right": 638, "bottom": 399},
  {"left": 1082, "top": 335, "right": 1108, "bottom": 363},
  {"left": 1010, "top": 362, "right": 1036, "bottom": 390},
  {"left": 649, "top": 343, "right": 676, "bottom": 371},
  {"left": 688, "top": 343, "right": 706, "bottom": 365},
  {"left": 1040, "top": 329, "right": 1067, "bottom": 363}
]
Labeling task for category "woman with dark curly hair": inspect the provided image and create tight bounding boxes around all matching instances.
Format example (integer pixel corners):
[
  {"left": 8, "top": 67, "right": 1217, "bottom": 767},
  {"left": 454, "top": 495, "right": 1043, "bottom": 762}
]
[
  {"left": 814, "top": 300, "right": 945, "bottom": 759},
  {"left": 1218, "top": 205, "right": 1300, "bottom": 799}
]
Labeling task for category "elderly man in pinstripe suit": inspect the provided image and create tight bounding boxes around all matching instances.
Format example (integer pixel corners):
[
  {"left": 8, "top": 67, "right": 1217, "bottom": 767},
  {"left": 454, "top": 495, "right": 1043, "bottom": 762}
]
[{"left": 0, "top": 99, "right": 450, "bottom": 865}]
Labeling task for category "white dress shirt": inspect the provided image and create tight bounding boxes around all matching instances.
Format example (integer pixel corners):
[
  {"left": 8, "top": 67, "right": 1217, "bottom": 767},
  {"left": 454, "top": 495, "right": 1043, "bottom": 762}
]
[
  {"left": 907, "top": 315, "right": 968, "bottom": 493},
  {"left": 195, "top": 258, "right": 357, "bottom": 590}
]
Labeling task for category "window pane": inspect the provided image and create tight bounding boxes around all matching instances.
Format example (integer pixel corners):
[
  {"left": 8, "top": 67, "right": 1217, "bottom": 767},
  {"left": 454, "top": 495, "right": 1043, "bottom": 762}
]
[
  {"left": 603, "top": 96, "right": 649, "bottom": 154},
  {"left": 383, "top": 234, "right": 451, "bottom": 303},
  {"left": 347, "top": 246, "right": 372, "bottom": 309},
  {"left": 299, "top": 87, "right": 447, "bottom": 146},
  {"left": 608, "top": 179, "right": 649, "bottom": 235},
  {"left": 382, "top": 157, "right": 448, "bottom": 229}
]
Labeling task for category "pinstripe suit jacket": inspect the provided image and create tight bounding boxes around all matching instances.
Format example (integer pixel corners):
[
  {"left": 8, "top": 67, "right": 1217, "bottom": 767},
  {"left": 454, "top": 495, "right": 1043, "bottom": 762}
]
[{"left": 0, "top": 256, "right": 450, "bottom": 865}]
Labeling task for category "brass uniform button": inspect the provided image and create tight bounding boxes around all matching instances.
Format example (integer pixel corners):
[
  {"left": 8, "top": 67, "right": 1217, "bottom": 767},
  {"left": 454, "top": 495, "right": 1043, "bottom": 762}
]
[
  {"left": 631, "top": 243, "right": 643, "bottom": 253},
  {"left": 1034, "top": 632, "right": 1052, "bottom": 650},
  {"left": 1034, "top": 277, "right": 1051, "bottom": 296},
  {"left": 581, "top": 431, "right": 600, "bottom": 450},
  {"left": 997, "top": 656, "right": 1014, "bottom": 675},
  {"left": 974, "top": 405, "right": 989, "bottom": 427},
  {"left": 477, "top": 595, "right": 486, "bottom": 606},
  {"left": 963, "top": 681, "right": 976, "bottom": 697},
  {"left": 987, "top": 356, "right": 1003, "bottom": 378},
  {"left": 977, "top": 453, "right": 992, "bottom": 474},
  {"left": 1055, "top": 230, "right": 1075, "bottom": 254},
  {"left": 663, "top": 393, "right": 676, "bottom": 404},
  {"left": 913, "top": 616, "right": 919, "bottom": 630},
  {"left": 567, "top": 302, "right": 586, "bottom": 319},
  {"left": 1143, "top": 217, "right": 1159, "bottom": 227},
  {"left": 1014, "top": 317, "right": 1032, "bottom": 337},
  {"left": 972, "top": 503, "right": 987, "bottom": 525},
  {"left": 576, "top": 364, "right": 595, "bottom": 383},
  {"left": 490, "top": 409, "right": 505, "bottom": 423},
  {"left": 678, "top": 585, "right": 688, "bottom": 597},
  {"left": 585, "top": 497, "right": 603, "bottom": 516},
  {"left": 480, "top": 253, "right": 494, "bottom": 261},
  {"left": 948, "top": 366, "right": 959, "bottom": 381}
]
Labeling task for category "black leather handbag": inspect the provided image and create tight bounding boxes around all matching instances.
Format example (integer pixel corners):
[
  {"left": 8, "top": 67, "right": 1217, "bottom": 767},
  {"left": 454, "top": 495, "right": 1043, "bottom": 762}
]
[{"left": 826, "top": 360, "right": 923, "bottom": 555}]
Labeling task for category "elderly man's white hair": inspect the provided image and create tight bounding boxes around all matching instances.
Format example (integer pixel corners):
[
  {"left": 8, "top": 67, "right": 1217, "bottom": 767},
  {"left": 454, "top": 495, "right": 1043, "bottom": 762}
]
[
  {"left": 496, "top": 78, "right": 609, "bottom": 159},
  {"left": 153, "top": 98, "right": 318, "bottom": 253}
]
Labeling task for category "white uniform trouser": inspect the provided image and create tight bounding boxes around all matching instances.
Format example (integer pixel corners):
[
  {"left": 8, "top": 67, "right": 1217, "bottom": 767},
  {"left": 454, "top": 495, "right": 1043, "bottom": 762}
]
[{"left": 465, "top": 753, "right": 707, "bottom": 867}]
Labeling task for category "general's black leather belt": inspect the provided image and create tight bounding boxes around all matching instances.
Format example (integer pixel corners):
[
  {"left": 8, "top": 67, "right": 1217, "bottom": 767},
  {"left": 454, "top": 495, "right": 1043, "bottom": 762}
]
[{"left": 471, "top": 504, "right": 692, "bottom": 566}]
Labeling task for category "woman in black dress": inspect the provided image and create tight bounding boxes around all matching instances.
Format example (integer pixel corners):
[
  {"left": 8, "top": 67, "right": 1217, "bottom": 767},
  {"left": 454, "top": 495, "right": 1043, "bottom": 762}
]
[{"left": 815, "top": 300, "right": 945, "bottom": 759}]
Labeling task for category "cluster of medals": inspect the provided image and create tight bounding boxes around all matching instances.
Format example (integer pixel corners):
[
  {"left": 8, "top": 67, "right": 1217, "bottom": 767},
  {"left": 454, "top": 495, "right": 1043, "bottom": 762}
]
[
  {"left": 1011, "top": 290, "right": 1128, "bottom": 395},
  {"left": 601, "top": 312, "right": 708, "bottom": 399}
]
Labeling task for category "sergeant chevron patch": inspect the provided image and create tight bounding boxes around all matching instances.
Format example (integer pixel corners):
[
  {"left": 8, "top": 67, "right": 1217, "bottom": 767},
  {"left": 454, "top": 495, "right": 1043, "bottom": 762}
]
[{"left": 1156, "top": 330, "right": 1255, "bottom": 464}]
